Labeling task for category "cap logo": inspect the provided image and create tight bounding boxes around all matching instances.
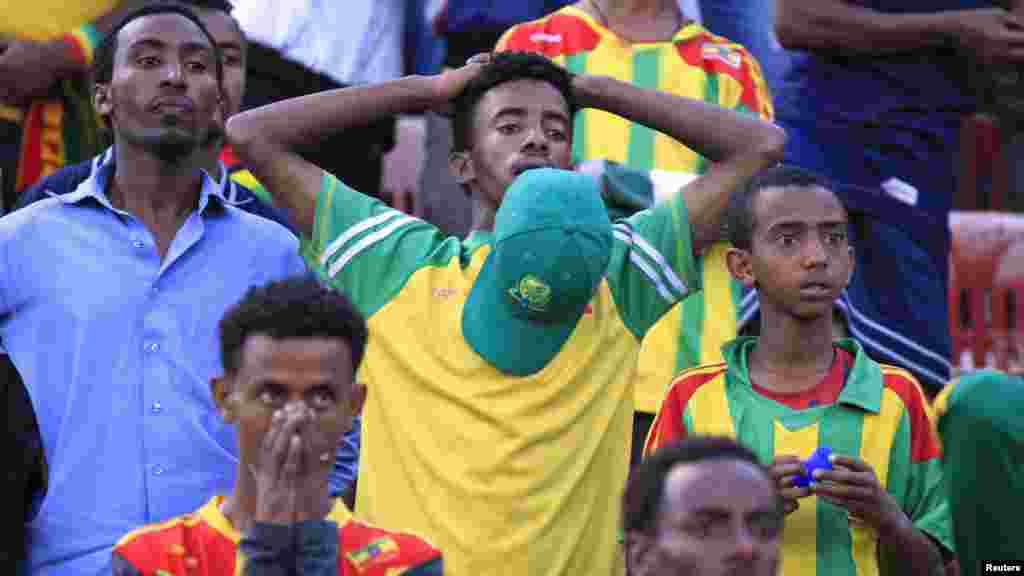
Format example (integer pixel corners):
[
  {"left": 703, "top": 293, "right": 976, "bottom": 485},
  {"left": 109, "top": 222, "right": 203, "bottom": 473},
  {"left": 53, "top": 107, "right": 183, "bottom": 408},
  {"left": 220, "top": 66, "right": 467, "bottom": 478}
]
[{"left": 509, "top": 274, "right": 552, "bottom": 313}]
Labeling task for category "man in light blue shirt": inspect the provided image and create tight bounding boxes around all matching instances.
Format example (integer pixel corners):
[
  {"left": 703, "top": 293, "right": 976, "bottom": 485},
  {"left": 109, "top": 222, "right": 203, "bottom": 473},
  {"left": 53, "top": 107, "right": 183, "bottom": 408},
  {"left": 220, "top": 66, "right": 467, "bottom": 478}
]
[{"left": 0, "top": 5, "right": 308, "bottom": 574}]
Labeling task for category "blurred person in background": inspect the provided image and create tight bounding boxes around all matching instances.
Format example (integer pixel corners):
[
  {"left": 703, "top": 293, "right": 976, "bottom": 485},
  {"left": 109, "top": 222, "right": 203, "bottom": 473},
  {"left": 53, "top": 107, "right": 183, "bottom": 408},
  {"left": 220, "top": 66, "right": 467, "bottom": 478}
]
[
  {"left": 0, "top": 0, "right": 151, "bottom": 212},
  {"left": 738, "top": 0, "right": 1024, "bottom": 398},
  {"left": 231, "top": 0, "right": 405, "bottom": 203}
]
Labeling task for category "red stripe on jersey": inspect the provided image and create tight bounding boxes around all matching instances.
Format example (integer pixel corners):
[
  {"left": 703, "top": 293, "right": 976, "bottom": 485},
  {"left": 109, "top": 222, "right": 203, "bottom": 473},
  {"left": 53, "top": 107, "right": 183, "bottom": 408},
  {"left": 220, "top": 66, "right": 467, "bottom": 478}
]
[
  {"left": 882, "top": 368, "right": 942, "bottom": 462},
  {"left": 644, "top": 364, "right": 727, "bottom": 456},
  {"left": 496, "top": 13, "right": 601, "bottom": 58}
]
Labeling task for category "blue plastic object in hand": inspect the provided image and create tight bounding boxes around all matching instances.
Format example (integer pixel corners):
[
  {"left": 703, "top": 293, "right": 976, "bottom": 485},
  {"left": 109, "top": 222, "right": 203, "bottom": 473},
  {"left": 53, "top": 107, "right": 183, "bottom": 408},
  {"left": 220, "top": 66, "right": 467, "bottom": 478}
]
[{"left": 794, "top": 446, "right": 833, "bottom": 488}]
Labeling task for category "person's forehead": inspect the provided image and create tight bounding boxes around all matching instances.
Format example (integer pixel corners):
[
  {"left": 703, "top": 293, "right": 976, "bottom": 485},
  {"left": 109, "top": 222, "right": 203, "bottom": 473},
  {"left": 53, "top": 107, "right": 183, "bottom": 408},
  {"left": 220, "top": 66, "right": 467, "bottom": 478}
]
[
  {"left": 196, "top": 9, "right": 244, "bottom": 49},
  {"left": 117, "top": 12, "right": 212, "bottom": 53},
  {"left": 662, "top": 460, "right": 775, "bottom": 512},
  {"left": 754, "top": 185, "right": 847, "bottom": 228},
  {"left": 477, "top": 79, "right": 570, "bottom": 118}
]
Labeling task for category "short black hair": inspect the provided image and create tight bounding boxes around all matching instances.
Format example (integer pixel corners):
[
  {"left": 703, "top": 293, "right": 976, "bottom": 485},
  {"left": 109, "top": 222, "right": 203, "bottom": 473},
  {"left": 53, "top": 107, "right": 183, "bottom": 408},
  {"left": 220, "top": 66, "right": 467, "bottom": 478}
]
[
  {"left": 92, "top": 2, "right": 224, "bottom": 88},
  {"left": 218, "top": 276, "right": 368, "bottom": 376},
  {"left": 623, "top": 437, "right": 776, "bottom": 535},
  {"left": 726, "top": 165, "right": 840, "bottom": 251},
  {"left": 179, "top": 0, "right": 246, "bottom": 59},
  {"left": 451, "top": 51, "right": 577, "bottom": 152}
]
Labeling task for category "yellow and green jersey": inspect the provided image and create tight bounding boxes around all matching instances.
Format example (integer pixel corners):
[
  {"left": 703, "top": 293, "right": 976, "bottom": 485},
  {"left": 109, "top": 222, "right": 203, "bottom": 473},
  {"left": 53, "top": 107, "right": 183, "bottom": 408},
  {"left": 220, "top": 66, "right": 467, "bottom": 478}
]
[
  {"left": 497, "top": 5, "right": 774, "bottom": 413},
  {"left": 645, "top": 337, "right": 953, "bottom": 576},
  {"left": 302, "top": 170, "right": 698, "bottom": 576}
]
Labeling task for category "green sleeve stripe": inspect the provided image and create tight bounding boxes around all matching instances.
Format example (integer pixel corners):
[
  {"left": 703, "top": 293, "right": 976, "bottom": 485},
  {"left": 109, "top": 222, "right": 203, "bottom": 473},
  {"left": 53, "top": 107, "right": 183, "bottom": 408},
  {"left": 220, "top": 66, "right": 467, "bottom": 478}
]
[
  {"left": 627, "top": 48, "right": 660, "bottom": 170},
  {"left": 907, "top": 459, "right": 955, "bottom": 554},
  {"left": 885, "top": 412, "right": 912, "bottom": 505},
  {"left": 819, "top": 406, "right": 865, "bottom": 576},
  {"left": 325, "top": 215, "right": 420, "bottom": 279}
]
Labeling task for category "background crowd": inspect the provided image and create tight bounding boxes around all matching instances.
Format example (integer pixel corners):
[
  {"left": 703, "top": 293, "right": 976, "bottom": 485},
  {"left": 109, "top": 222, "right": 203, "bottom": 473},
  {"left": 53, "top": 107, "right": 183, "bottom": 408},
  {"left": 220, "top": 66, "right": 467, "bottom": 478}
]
[{"left": 1, "top": 0, "right": 1022, "bottom": 575}]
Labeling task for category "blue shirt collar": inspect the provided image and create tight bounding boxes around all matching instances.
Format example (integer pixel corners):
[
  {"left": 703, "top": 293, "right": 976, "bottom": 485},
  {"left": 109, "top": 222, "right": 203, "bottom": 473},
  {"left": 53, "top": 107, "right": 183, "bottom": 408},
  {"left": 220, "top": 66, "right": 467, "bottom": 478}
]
[{"left": 60, "top": 147, "right": 229, "bottom": 214}]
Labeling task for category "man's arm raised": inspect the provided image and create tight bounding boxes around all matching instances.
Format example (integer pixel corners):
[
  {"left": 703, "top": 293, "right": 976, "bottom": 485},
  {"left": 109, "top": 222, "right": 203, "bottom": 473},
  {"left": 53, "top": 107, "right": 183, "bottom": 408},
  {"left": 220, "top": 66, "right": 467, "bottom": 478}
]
[
  {"left": 226, "top": 62, "right": 486, "bottom": 238},
  {"left": 571, "top": 74, "right": 786, "bottom": 254}
]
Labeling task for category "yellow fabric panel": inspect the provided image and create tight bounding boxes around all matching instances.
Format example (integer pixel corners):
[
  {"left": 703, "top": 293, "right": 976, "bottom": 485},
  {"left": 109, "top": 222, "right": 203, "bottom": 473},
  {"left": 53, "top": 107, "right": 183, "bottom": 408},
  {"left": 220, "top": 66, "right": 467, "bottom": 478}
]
[
  {"left": 2, "top": 1, "right": 117, "bottom": 40},
  {"left": 773, "top": 420, "right": 820, "bottom": 576},
  {"left": 576, "top": 42, "right": 632, "bottom": 165},
  {"left": 651, "top": 44, "right": 707, "bottom": 172},
  {"left": 850, "top": 388, "right": 904, "bottom": 576},
  {"left": 698, "top": 243, "right": 737, "bottom": 364},
  {"left": 355, "top": 247, "right": 634, "bottom": 576},
  {"left": 634, "top": 304, "right": 683, "bottom": 413},
  {"left": 687, "top": 374, "right": 736, "bottom": 437},
  {"left": 716, "top": 71, "right": 746, "bottom": 112}
]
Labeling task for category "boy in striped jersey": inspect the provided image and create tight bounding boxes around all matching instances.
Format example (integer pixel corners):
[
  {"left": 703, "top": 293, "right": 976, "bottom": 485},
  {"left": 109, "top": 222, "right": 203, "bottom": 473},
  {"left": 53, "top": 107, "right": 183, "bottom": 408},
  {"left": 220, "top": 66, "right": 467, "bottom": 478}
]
[
  {"left": 645, "top": 166, "right": 953, "bottom": 576},
  {"left": 227, "top": 51, "right": 784, "bottom": 576}
]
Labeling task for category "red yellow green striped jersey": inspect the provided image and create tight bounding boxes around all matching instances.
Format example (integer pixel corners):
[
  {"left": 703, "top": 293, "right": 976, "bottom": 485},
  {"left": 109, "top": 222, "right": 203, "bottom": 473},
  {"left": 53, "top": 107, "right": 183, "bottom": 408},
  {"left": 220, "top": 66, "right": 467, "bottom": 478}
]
[
  {"left": 497, "top": 5, "right": 774, "bottom": 413},
  {"left": 645, "top": 337, "right": 953, "bottom": 576},
  {"left": 112, "top": 496, "right": 442, "bottom": 575}
]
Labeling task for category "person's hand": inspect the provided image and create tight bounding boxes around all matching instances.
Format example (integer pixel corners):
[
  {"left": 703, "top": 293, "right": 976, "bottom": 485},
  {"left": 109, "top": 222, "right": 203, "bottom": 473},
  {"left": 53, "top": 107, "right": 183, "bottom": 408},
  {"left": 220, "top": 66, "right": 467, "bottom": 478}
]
[
  {"left": 809, "top": 454, "right": 906, "bottom": 534},
  {"left": 430, "top": 53, "right": 491, "bottom": 116},
  {"left": 769, "top": 455, "right": 811, "bottom": 516},
  {"left": 253, "top": 403, "right": 324, "bottom": 525},
  {"left": 0, "top": 38, "right": 81, "bottom": 106},
  {"left": 955, "top": 8, "right": 1024, "bottom": 66}
]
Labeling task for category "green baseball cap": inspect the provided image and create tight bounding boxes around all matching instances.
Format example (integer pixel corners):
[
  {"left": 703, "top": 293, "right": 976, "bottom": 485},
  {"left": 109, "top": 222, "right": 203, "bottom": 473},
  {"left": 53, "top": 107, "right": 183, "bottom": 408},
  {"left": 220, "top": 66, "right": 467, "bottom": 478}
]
[{"left": 462, "top": 168, "right": 613, "bottom": 376}]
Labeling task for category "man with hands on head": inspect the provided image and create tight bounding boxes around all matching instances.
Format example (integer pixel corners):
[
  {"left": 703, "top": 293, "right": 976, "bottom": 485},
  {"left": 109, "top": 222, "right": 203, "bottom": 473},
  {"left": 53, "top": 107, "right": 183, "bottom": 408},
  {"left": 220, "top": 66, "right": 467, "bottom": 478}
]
[
  {"left": 112, "top": 276, "right": 442, "bottom": 576},
  {"left": 645, "top": 166, "right": 953, "bottom": 576},
  {"left": 228, "top": 49, "right": 783, "bottom": 576}
]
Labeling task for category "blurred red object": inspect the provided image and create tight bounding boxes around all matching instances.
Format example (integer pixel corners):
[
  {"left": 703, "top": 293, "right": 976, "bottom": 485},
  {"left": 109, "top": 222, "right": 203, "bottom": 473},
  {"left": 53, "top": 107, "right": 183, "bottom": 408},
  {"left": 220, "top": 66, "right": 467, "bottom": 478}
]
[{"left": 949, "top": 212, "right": 1024, "bottom": 371}]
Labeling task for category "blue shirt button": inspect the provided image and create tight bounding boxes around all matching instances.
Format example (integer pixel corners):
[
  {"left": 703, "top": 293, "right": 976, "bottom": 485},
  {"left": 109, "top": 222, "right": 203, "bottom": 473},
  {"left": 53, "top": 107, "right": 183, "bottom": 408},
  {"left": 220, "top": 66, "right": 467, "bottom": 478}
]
[
  {"left": 152, "top": 465, "right": 165, "bottom": 476},
  {"left": 151, "top": 401, "right": 163, "bottom": 414}
]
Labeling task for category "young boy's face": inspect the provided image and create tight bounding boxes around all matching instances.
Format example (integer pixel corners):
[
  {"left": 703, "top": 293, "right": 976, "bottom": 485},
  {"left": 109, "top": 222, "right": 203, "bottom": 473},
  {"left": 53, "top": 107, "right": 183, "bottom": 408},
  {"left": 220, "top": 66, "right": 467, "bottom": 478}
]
[
  {"left": 461, "top": 78, "right": 574, "bottom": 208},
  {"left": 738, "top": 185, "right": 853, "bottom": 321},
  {"left": 213, "top": 335, "right": 365, "bottom": 480}
]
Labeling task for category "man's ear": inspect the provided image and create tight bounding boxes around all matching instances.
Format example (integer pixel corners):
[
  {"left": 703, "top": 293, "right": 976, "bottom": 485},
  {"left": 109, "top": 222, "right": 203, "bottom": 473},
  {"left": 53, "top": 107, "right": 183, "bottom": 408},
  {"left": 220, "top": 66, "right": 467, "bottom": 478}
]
[
  {"left": 211, "top": 375, "right": 237, "bottom": 422},
  {"left": 350, "top": 382, "right": 367, "bottom": 417},
  {"left": 624, "top": 531, "right": 655, "bottom": 576},
  {"left": 93, "top": 84, "right": 113, "bottom": 118},
  {"left": 449, "top": 150, "right": 475, "bottom": 188},
  {"left": 726, "top": 246, "right": 756, "bottom": 288}
]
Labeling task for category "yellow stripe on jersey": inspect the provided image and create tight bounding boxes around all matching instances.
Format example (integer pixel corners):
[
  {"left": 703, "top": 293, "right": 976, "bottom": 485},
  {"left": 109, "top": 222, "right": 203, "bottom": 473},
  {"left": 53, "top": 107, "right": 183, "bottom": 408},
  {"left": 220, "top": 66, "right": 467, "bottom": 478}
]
[
  {"left": 576, "top": 42, "right": 633, "bottom": 165},
  {"left": 652, "top": 42, "right": 707, "bottom": 171},
  {"left": 688, "top": 374, "right": 735, "bottom": 437},
  {"left": 773, "top": 420, "right": 820, "bottom": 576},
  {"left": 851, "top": 387, "right": 904, "bottom": 576},
  {"left": 699, "top": 245, "right": 736, "bottom": 364}
]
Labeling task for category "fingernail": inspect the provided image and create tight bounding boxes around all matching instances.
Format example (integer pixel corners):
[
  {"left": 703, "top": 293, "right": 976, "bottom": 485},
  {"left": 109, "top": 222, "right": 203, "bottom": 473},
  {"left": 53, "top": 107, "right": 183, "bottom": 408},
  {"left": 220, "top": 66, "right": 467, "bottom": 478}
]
[
  {"left": 829, "top": 455, "right": 837, "bottom": 463},
  {"left": 813, "top": 469, "right": 824, "bottom": 479},
  {"left": 272, "top": 410, "right": 282, "bottom": 420}
]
